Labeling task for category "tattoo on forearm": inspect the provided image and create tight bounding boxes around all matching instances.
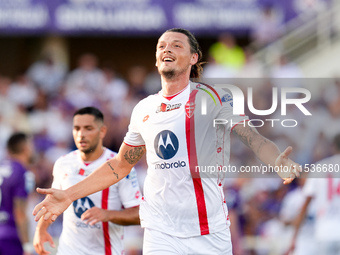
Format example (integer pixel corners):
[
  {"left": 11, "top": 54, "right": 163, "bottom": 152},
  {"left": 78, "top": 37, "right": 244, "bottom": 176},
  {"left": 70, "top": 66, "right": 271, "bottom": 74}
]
[
  {"left": 124, "top": 146, "right": 145, "bottom": 165},
  {"left": 107, "top": 162, "right": 119, "bottom": 179},
  {"left": 233, "top": 125, "right": 269, "bottom": 154}
]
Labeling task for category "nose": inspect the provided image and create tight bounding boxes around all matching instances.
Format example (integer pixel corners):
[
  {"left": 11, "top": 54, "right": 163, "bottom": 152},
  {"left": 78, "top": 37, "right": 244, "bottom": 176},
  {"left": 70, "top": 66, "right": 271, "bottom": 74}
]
[
  {"left": 77, "top": 129, "right": 86, "bottom": 138},
  {"left": 163, "top": 44, "right": 172, "bottom": 53}
]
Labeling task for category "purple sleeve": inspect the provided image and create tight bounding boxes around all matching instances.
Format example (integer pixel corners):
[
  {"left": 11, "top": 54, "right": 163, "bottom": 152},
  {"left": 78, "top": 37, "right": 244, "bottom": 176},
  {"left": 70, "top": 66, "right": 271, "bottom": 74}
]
[{"left": 11, "top": 162, "right": 28, "bottom": 199}]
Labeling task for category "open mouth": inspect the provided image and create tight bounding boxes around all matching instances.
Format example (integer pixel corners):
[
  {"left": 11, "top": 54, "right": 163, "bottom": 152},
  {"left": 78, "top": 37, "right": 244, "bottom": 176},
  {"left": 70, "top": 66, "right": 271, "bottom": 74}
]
[
  {"left": 162, "top": 57, "right": 175, "bottom": 62},
  {"left": 79, "top": 141, "right": 87, "bottom": 146}
]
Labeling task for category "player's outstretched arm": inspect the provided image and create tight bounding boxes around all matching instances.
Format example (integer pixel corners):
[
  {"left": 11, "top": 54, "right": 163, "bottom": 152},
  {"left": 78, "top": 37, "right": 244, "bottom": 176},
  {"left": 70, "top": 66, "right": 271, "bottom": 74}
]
[
  {"left": 32, "top": 143, "right": 146, "bottom": 222},
  {"left": 284, "top": 196, "right": 312, "bottom": 255},
  {"left": 232, "top": 124, "right": 300, "bottom": 184},
  {"left": 81, "top": 206, "right": 140, "bottom": 226}
]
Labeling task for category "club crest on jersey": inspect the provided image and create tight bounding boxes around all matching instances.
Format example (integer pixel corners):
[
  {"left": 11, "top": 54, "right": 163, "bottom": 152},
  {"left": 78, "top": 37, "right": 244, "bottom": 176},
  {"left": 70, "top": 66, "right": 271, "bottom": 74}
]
[
  {"left": 185, "top": 101, "right": 195, "bottom": 118},
  {"left": 156, "top": 103, "right": 181, "bottom": 113}
]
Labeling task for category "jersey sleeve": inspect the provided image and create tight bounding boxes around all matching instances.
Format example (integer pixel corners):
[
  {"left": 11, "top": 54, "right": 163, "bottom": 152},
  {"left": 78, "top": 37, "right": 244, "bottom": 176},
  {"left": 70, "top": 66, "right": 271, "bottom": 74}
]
[
  {"left": 217, "top": 90, "right": 249, "bottom": 131},
  {"left": 117, "top": 168, "right": 141, "bottom": 209},
  {"left": 51, "top": 158, "right": 63, "bottom": 189},
  {"left": 124, "top": 102, "right": 145, "bottom": 146},
  {"left": 13, "top": 165, "right": 28, "bottom": 199}
]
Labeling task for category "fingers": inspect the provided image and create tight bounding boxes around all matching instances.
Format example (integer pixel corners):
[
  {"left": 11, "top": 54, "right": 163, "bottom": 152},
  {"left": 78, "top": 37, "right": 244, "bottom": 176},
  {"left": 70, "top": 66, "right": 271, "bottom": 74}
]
[
  {"left": 283, "top": 170, "right": 298, "bottom": 185},
  {"left": 81, "top": 213, "right": 99, "bottom": 225},
  {"left": 36, "top": 187, "right": 54, "bottom": 195},
  {"left": 48, "top": 236, "right": 56, "bottom": 248},
  {"left": 44, "top": 211, "right": 52, "bottom": 221},
  {"left": 34, "top": 205, "right": 47, "bottom": 221},
  {"left": 34, "top": 241, "right": 50, "bottom": 255},
  {"left": 51, "top": 214, "right": 58, "bottom": 222},
  {"left": 81, "top": 208, "right": 102, "bottom": 225},
  {"left": 281, "top": 146, "right": 293, "bottom": 158}
]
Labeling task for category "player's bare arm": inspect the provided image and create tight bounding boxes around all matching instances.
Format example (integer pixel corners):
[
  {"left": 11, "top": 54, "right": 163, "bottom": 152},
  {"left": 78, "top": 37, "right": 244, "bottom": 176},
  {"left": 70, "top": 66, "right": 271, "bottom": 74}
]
[
  {"left": 124, "top": 146, "right": 146, "bottom": 165},
  {"left": 232, "top": 124, "right": 300, "bottom": 184},
  {"left": 33, "top": 218, "right": 55, "bottom": 255},
  {"left": 81, "top": 206, "right": 140, "bottom": 226},
  {"left": 14, "top": 198, "right": 30, "bottom": 252},
  {"left": 32, "top": 143, "right": 146, "bottom": 222}
]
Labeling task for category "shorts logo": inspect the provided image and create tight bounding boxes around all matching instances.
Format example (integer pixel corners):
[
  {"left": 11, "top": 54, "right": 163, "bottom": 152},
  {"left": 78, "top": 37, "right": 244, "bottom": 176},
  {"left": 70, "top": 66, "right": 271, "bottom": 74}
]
[
  {"left": 156, "top": 103, "right": 181, "bottom": 113},
  {"left": 73, "top": 197, "right": 95, "bottom": 218},
  {"left": 154, "top": 130, "right": 179, "bottom": 160}
]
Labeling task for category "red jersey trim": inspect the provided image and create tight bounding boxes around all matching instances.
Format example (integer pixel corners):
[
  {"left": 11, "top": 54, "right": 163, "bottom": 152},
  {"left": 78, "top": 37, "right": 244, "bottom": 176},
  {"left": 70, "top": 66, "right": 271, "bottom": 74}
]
[
  {"left": 102, "top": 188, "right": 112, "bottom": 255},
  {"left": 230, "top": 119, "right": 249, "bottom": 133},
  {"left": 162, "top": 84, "right": 189, "bottom": 101},
  {"left": 185, "top": 90, "right": 210, "bottom": 236},
  {"left": 123, "top": 142, "right": 145, "bottom": 147}
]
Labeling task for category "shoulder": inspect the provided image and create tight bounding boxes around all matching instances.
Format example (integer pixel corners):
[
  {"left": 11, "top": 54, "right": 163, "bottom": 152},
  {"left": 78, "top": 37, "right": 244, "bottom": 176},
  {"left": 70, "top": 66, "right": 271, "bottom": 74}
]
[
  {"left": 104, "top": 148, "right": 117, "bottom": 159},
  {"left": 135, "top": 93, "right": 159, "bottom": 108},
  {"left": 54, "top": 150, "right": 77, "bottom": 166},
  {"left": 316, "top": 154, "right": 340, "bottom": 165}
]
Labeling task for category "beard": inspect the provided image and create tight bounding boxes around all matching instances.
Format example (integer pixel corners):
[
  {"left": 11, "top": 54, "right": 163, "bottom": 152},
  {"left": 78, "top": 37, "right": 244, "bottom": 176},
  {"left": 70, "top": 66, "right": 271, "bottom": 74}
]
[
  {"left": 161, "top": 69, "right": 176, "bottom": 80},
  {"left": 79, "top": 143, "right": 98, "bottom": 154},
  {"left": 160, "top": 66, "right": 188, "bottom": 80}
]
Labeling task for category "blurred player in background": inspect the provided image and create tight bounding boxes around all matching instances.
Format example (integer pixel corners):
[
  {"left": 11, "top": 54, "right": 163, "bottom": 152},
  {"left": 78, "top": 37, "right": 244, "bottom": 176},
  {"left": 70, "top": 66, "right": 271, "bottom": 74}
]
[
  {"left": 0, "top": 132, "right": 35, "bottom": 255},
  {"left": 33, "top": 107, "right": 141, "bottom": 255},
  {"left": 33, "top": 28, "right": 300, "bottom": 254},
  {"left": 288, "top": 133, "right": 340, "bottom": 255}
]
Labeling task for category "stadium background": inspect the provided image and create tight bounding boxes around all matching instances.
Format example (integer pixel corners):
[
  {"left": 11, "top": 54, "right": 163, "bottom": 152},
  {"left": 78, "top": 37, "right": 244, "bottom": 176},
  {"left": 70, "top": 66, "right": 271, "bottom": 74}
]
[{"left": 1, "top": 0, "right": 340, "bottom": 254}]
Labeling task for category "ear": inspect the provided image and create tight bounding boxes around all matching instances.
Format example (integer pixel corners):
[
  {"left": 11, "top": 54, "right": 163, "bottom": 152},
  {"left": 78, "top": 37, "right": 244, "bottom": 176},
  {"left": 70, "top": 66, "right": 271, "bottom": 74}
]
[
  {"left": 155, "top": 62, "right": 158, "bottom": 67},
  {"left": 190, "top": 53, "right": 198, "bottom": 65},
  {"left": 100, "top": 125, "right": 107, "bottom": 139}
]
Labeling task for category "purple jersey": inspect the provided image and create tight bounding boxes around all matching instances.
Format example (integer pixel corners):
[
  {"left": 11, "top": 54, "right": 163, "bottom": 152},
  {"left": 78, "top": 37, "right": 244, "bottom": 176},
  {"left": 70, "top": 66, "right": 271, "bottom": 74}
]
[{"left": 0, "top": 159, "right": 28, "bottom": 241}]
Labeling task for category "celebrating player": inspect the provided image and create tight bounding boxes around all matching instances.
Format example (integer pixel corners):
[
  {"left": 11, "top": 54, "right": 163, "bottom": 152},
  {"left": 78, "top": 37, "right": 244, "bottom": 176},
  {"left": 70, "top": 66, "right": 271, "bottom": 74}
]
[
  {"left": 33, "top": 28, "right": 300, "bottom": 254},
  {"left": 33, "top": 107, "right": 141, "bottom": 255},
  {"left": 0, "top": 133, "right": 35, "bottom": 255}
]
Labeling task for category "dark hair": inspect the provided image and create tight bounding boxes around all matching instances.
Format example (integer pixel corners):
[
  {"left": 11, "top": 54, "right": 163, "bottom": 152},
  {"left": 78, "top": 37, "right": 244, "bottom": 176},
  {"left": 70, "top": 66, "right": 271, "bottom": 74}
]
[
  {"left": 7, "top": 132, "right": 28, "bottom": 154},
  {"left": 165, "top": 28, "right": 204, "bottom": 79},
  {"left": 73, "top": 107, "right": 104, "bottom": 123},
  {"left": 334, "top": 133, "right": 340, "bottom": 152}
]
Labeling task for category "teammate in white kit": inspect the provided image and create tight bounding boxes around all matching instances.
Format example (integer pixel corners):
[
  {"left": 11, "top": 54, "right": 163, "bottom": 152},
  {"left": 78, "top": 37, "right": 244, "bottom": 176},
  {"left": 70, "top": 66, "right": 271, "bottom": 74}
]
[
  {"left": 33, "top": 107, "right": 141, "bottom": 255},
  {"left": 288, "top": 133, "right": 340, "bottom": 255},
  {"left": 33, "top": 28, "right": 300, "bottom": 254}
]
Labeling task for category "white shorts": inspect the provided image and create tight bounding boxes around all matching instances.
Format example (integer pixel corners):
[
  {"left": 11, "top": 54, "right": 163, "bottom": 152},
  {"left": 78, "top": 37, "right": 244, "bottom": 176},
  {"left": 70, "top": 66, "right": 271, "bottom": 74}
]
[{"left": 143, "top": 228, "right": 232, "bottom": 255}]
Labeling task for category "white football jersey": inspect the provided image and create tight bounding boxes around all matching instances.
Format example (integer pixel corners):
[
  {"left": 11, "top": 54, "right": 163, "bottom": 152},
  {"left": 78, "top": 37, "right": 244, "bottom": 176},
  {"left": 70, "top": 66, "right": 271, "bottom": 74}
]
[
  {"left": 303, "top": 154, "right": 340, "bottom": 242},
  {"left": 124, "top": 82, "right": 247, "bottom": 237},
  {"left": 52, "top": 148, "right": 141, "bottom": 255}
]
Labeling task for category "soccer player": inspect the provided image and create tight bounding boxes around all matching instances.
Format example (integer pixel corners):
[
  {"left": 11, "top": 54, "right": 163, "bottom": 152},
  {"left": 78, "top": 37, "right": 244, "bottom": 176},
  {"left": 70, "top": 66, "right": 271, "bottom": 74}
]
[
  {"left": 33, "top": 107, "right": 141, "bottom": 255},
  {"left": 33, "top": 28, "right": 300, "bottom": 254},
  {"left": 287, "top": 133, "right": 340, "bottom": 255},
  {"left": 0, "top": 132, "right": 35, "bottom": 255}
]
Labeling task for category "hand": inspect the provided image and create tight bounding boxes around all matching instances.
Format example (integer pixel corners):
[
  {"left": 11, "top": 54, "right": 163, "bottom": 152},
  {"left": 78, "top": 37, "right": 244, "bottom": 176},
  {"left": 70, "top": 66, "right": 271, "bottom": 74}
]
[
  {"left": 33, "top": 188, "right": 73, "bottom": 222},
  {"left": 275, "top": 146, "right": 301, "bottom": 184},
  {"left": 81, "top": 207, "right": 110, "bottom": 225},
  {"left": 33, "top": 229, "right": 55, "bottom": 255}
]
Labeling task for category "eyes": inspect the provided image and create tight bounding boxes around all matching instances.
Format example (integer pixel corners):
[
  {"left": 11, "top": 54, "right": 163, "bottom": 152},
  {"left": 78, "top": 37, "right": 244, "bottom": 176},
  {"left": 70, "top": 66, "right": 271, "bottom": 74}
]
[
  {"left": 158, "top": 43, "right": 182, "bottom": 49},
  {"left": 73, "top": 126, "right": 94, "bottom": 132}
]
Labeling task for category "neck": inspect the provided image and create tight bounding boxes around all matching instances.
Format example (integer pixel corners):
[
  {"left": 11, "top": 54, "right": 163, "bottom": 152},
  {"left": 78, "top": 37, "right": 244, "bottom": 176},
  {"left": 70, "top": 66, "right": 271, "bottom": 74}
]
[
  {"left": 161, "top": 72, "right": 190, "bottom": 96},
  {"left": 80, "top": 146, "right": 105, "bottom": 162},
  {"left": 10, "top": 154, "right": 28, "bottom": 167}
]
